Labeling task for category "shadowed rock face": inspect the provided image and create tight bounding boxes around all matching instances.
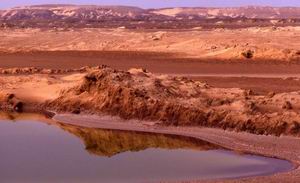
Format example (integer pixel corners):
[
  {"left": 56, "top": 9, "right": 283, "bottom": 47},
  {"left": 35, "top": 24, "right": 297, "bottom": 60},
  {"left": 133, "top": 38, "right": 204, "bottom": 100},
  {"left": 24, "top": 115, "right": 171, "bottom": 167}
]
[
  {"left": 57, "top": 123, "right": 220, "bottom": 157},
  {"left": 46, "top": 66, "right": 300, "bottom": 136}
]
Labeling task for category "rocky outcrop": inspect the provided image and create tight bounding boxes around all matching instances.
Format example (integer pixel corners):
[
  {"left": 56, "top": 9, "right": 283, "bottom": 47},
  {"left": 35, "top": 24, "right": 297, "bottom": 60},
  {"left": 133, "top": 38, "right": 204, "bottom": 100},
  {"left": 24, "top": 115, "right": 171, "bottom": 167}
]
[
  {"left": 45, "top": 66, "right": 300, "bottom": 136},
  {"left": 0, "top": 93, "right": 23, "bottom": 112}
]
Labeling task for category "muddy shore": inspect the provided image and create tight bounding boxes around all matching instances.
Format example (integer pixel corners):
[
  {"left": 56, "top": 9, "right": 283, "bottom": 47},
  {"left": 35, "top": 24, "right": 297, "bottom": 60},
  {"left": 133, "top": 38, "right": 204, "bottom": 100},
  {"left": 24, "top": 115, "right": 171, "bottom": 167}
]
[
  {"left": 53, "top": 113, "right": 300, "bottom": 183},
  {"left": 0, "top": 65, "right": 299, "bottom": 182}
]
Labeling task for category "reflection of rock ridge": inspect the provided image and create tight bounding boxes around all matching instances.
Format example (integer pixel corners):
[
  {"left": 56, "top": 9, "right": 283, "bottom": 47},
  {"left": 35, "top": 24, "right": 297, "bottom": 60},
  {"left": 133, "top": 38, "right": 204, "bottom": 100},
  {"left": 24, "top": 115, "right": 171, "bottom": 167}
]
[
  {"left": 0, "top": 112, "right": 52, "bottom": 122},
  {"left": 57, "top": 123, "right": 220, "bottom": 157}
]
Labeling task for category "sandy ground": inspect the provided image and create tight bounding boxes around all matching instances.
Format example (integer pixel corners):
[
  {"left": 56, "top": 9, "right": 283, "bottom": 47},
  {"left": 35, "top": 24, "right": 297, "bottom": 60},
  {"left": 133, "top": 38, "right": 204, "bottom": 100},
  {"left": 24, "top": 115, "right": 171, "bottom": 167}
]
[
  {"left": 0, "top": 73, "right": 83, "bottom": 103},
  {"left": 1, "top": 67, "right": 300, "bottom": 136},
  {"left": 0, "top": 26, "right": 300, "bottom": 182},
  {"left": 53, "top": 113, "right": 300, "bottom": 183},
  {"left": 192, "top": 76, "right": 300, "bottom": 95},
  {"left": 2, "top": 51, "right": 300, "bottom": 94},
  {"left": 0, "top": 26, "right": 299, "bottom": 95},
  {"left": 0, "top": 27, "right": 299, "bottom": 61}
]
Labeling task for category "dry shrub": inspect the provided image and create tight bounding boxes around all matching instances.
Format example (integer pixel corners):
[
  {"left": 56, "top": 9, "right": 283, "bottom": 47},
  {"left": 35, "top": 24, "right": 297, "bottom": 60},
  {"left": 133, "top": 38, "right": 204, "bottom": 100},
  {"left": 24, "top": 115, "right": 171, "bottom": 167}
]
[{"left": 241, "top": 50, "right": 254, "bottom": 59}]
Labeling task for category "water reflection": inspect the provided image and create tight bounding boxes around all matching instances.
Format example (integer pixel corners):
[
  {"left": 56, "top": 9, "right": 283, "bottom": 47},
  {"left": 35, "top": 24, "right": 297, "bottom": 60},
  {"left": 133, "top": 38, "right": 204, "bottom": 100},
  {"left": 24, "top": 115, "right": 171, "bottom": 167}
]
[
  {"left": 58, "top": 123, "right": 221, "bottom": 157},
  {"left": 0, "top": 113, "right": 294, "bottom": 183},
  {"left": 0, "top": 111, "right": 52, "bottom": 122},
  {"left": 0, "top": 112, "right": 221, "bottom": 157}
]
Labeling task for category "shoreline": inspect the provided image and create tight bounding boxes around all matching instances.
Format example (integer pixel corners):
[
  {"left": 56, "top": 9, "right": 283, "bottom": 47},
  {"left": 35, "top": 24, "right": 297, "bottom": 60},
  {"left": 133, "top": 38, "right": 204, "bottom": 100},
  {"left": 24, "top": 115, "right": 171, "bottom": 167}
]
[
  {"left": 53, "top": 113, "right": 300, "bottom": 183},
  {"left": 1, "top": 66, "right": 300, "bottom": 182}
]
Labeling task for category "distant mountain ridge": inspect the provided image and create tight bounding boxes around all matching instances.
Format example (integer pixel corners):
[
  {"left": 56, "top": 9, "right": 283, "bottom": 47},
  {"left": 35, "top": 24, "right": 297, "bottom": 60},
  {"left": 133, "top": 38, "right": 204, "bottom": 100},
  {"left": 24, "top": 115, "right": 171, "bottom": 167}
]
[
  {"left": 152, "top": 6, "right": 300, "bottom": 19},
  {"left": 0, "top": 4, "right": 149, "bottom": 20},
  {"left": 1, "top": 5, "right": 300, "bottom": 19},
  {"left": 0, "top": 5, "right": 300, "bottom": 28}
]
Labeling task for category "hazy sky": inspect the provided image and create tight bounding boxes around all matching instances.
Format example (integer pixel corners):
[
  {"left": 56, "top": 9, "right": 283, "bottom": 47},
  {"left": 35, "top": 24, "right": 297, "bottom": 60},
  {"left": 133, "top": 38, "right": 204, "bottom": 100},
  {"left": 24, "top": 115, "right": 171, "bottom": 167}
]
[{"left": 1, "top": 0, "right": 300, "bottom": 9}]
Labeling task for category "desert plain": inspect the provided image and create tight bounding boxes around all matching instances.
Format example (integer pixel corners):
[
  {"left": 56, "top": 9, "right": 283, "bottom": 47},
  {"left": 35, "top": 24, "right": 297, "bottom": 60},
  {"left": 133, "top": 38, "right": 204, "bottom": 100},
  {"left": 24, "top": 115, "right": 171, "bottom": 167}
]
[{"left": 1, "top": 5, "right": 300, "bottom": 183}]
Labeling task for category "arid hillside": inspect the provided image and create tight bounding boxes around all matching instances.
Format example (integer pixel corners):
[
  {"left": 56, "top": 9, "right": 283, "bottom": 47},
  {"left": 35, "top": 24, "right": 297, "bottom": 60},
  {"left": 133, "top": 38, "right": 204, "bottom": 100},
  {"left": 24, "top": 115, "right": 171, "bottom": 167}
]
[
  {"left": 152, "top": 6, "right": 300, "bottom": 19},
  {"left": 1, "top": 5, "right": 300, "bottom": 28}
]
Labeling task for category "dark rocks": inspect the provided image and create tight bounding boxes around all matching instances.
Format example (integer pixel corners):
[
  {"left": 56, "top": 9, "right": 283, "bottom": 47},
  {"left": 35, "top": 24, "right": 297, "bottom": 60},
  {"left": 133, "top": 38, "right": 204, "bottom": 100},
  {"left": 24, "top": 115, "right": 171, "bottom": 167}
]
[
  {"left": 267, "top": 91, "right": 276, "bottom": 98},
  {"left": 13, "top": 101, "right": 23, "bottom": 112},
  {"left": 211, "top": 46, "right": 217, "bottom": 50},
  {"left": 0, "top": 66, "right": 106, "bottom": 75},
  {"left": 71, "top": 108, "right": 81, "bottom": 114},
  {"left": 0, "top": 93, "right": 24, "bottom": 112},
  {"left": 282, "top": 101, "right": 293, "bottom": 110}
]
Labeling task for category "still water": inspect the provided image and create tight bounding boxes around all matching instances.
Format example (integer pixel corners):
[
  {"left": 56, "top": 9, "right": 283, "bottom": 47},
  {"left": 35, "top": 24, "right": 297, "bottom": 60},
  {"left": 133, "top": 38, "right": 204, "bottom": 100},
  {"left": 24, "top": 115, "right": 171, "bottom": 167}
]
[{"left": 0, "top": 119, "right": 293, "bottom": 183}]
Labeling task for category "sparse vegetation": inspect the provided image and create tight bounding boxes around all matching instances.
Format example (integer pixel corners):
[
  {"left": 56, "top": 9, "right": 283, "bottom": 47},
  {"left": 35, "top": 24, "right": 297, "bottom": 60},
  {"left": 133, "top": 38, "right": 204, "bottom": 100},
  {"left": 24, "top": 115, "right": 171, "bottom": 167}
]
[
  {"left": 242, "top": 50, "right": 254, "bottom": 59},
  {"left": 43, "top": 67, "right": 300, "bottom": 136},
  {"left": 282, "top": 101, "right": 293, "bottom": 110}
]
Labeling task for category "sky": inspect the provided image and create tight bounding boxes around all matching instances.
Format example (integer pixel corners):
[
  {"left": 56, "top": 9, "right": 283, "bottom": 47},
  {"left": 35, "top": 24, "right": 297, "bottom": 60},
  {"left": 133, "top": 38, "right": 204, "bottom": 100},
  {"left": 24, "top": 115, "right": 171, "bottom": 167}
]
[{"left": 1, "top": 0, "right": 300, "bottom": 9}]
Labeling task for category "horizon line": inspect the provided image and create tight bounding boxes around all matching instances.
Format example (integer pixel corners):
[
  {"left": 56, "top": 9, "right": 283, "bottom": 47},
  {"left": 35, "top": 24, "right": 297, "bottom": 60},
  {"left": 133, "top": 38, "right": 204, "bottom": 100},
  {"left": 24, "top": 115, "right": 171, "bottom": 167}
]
[{"left": 1, "top": 3, "right": 300, "bottom": 10}]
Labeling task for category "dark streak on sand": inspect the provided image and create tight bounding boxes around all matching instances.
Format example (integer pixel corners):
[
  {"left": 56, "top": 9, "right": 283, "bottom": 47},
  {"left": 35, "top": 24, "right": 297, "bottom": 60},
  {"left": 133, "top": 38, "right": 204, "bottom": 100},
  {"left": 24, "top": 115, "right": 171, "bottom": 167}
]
[
  {"left": 2, "top": 51, "right": 300, "bottom": 94},
  {"left": 1, "top": 51, "right": 300, "bottom": 73}
]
